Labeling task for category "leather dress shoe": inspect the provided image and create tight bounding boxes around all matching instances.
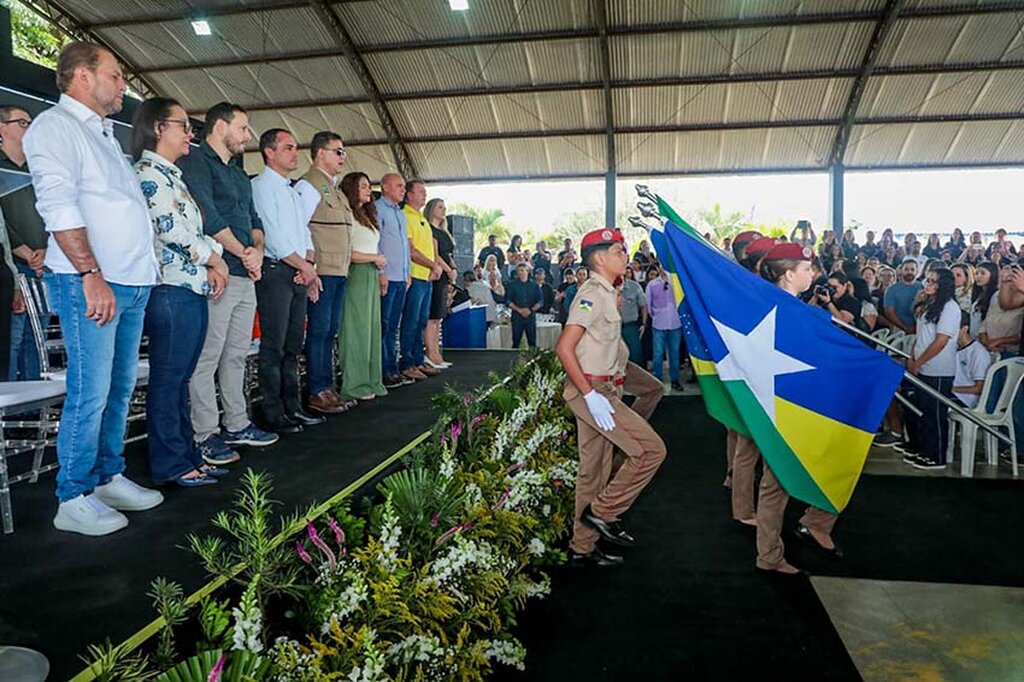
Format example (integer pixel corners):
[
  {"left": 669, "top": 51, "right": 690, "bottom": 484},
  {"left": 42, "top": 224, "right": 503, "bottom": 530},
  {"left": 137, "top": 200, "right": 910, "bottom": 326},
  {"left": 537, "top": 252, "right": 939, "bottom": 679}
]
[
  {"left": 308, "top": 389, "right": 347, "bottom": 415},
  {"left": 418, "top": 364, "right": 441, "bottom": 377},
  {"left": 568, "top": 546, "right": 625, "bottom": 568},
  {"left": 289, "top": 409, "right": 326, "bottom": 427},
  {"left": 266, "top": 416, "right": 302, "bottom": 434},
  {"left": 580, "top": 505, "right": 635, "bottom": 548},
  {"left": 794, "top": 524, "right": 844, "bottom": 558}
]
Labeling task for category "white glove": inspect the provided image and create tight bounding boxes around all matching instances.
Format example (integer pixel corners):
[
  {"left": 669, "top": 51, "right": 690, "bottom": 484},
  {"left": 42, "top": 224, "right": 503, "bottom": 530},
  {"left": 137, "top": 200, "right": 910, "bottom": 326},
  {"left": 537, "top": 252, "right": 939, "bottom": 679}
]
[{"left": 584, "top": 390, "right": 616, "bottom": 431}]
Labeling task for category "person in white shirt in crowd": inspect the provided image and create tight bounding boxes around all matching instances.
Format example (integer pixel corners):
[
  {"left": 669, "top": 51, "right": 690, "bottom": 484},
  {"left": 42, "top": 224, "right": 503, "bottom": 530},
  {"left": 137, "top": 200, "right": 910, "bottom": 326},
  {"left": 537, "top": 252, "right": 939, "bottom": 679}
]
[
  {"left": 899, "top": 268, "right": 961, "bottom": 470},
  {"left": 979, "top": 264, "right": 1024, "bottom": 359},
  {"left": 251, "top": 128, "right": 325, "bottom": 435},
  {"left": 131, "top": 97, "right": 229, "bottom": 488},
  {"left": 951, "top": 310, "right": 992, "bottom": 409},
  {"left": 465, "top": 269, "right": 499, "bottom": 326},
  {"left": 24, "top": 42, "right": 163, "bottom": 535}
]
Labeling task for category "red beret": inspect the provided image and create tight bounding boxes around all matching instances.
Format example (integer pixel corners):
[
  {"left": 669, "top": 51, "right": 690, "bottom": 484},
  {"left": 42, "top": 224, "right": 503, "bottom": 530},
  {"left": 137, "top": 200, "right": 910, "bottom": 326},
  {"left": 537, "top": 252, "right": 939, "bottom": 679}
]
[
  {"left": 733, "top": 230, "right": 763, "bottom": 247},
  {"left": 581, "top": 228, "right": 625, "bottom": 249},
  {"left": 745, "top": 237, "right": 778, "bottom": 257},
  {"left": 764, "top": 242, "right": 814, "bottom": 261}
]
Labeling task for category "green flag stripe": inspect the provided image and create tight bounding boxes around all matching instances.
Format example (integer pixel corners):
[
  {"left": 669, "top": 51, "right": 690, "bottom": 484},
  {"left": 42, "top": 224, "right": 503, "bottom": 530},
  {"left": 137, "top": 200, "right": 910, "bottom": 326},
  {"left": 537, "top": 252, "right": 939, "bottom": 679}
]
[
  {"left": 694, "top": 372, "right": 750, "bottom": 437},
  {"left": 724, "top": 380, "right": 837, "bottom": 514}
]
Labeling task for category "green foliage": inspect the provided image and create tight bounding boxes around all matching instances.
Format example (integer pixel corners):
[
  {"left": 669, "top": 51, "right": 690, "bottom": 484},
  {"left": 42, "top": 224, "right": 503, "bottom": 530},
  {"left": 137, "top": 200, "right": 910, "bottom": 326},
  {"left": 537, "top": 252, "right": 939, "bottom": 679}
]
[
  {"left": 451, "top": 203, "right": 513, "bottom": 251},
  {"left": 79, "top": 639, "right": 155, "bottom": 681},
  {"left": 148, "top": 578, "right": 190, "bottom": 670},
  {"left": 378, "top": 465, "right": 467, "bottom": 562},
  {"left": 486, "top": 386, "right": 517, "bottom": 416},
  {"left": 153, "top": 649, "right": 270, "bottom": 682},
  {"left": 5, "top": 0, "right": 64, "bottom": 68},
  {"left": 196, "top": 596, "right": 233, "bottom": 652}
]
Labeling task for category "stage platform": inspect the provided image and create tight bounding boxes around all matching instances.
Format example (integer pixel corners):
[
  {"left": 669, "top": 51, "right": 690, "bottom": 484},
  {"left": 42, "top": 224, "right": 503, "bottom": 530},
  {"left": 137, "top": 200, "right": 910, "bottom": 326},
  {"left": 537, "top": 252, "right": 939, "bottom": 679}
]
[{"left": 0, "top": 350, "right": 517, "bottom": 681}]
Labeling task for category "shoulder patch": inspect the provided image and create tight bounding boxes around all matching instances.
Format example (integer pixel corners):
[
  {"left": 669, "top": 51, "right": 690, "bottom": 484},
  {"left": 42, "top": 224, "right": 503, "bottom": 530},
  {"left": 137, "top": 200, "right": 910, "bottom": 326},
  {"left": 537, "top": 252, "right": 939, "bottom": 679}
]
[{"left": 578, "top": 299, "right": 594, "bottom": 312}]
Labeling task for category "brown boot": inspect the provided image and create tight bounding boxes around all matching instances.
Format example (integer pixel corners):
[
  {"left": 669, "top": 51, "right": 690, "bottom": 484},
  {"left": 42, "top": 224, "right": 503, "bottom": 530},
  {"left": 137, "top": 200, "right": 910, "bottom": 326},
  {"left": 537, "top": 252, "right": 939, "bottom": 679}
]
[{"left": 308, "top": 389, "right": 347, "bottom": 414}]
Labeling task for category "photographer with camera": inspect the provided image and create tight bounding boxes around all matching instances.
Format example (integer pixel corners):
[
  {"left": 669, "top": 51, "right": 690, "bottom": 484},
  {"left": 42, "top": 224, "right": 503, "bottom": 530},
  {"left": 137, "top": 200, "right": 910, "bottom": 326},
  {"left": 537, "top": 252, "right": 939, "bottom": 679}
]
[{"left": 812, "top": 271, "right": 862, "bottom": 329}]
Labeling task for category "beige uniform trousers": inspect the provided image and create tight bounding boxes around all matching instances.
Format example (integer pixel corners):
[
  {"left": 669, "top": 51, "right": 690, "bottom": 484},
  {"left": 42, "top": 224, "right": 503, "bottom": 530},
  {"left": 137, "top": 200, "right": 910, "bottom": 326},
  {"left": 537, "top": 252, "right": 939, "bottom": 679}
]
[
  {"left": 731, "top": 434, "right": 759, "bottom": 521},
  {"left": 567, "top": 363, "right": 667, "bottom": 554},
  {"left": 755, "top": 463, "right": 839, "bottom": 569}
]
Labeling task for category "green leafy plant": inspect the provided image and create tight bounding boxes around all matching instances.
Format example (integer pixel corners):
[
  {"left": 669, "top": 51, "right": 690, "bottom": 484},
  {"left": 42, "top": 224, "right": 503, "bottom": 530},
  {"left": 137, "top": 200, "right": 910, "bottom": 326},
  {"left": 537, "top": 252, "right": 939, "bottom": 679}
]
[
  {"left": 196, "top": 596, "right": 233, "bottom": 652},
  {"left": 378, "top": 465, "right": 466, "bottom": 562},
  {"left": 78, "top": 639, "right": 154, "bottom": 681},
  {"left": 148, "top": 577, "right": 190, "bottom": 669},
  {"left": 153, "top": 649, "right": 270, "bottom": 682}
]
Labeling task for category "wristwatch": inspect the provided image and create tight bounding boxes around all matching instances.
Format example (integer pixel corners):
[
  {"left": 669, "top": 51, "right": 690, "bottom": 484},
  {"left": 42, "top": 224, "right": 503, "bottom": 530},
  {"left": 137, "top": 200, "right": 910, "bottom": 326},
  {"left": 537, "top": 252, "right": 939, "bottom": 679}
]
[{"left": 78, "top": 267, "right": 102, "bottom": 278}]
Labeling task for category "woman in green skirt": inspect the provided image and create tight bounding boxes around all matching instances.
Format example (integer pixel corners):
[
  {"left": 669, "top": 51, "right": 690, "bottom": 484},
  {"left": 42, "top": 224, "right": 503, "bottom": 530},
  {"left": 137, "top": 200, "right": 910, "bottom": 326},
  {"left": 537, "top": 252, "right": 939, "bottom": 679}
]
[{"left": 340, "top": 172, "right": 388, "bottom": 400}]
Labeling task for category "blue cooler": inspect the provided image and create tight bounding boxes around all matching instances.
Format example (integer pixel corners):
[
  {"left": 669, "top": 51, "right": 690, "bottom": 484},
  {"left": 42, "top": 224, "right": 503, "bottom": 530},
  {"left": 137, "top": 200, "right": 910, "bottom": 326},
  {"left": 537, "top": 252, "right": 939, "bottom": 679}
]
[{"left": 443, "top": 304, "right": 488, "bottom": 349}]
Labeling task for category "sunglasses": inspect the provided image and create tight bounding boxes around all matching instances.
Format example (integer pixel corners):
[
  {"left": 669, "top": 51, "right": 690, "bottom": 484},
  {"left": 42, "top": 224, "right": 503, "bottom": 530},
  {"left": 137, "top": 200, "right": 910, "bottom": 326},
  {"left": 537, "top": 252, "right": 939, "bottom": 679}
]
[
  {"left": 160, "top": 118, "right": 193, "bottom": 134},
  {"left": 326, "top": 147, "right": 347, "bottom": 158}
]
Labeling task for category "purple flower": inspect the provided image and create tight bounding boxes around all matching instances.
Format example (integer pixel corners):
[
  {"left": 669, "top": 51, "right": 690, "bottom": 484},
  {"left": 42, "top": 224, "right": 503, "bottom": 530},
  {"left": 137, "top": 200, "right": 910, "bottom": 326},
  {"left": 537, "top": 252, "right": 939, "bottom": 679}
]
[
  {"left": 450, "top": 421, "right": 463, "bottom": 440},
  {"left": 506, "top": 461, "right": 525, "bottom": 475},
  {"left": 431, "top": 513, "right": 439, "bottom": 528},
  {"left": 470, "top": 414, "right": 486, "bottom": 427},
  {"left": 207, "top": 653, "right": 226, "bottom": 682},
  {"left": 492, "top": 490, "right": 510, "bottom": 510},
  {"left": 296, "top": 541, "right": 312, "bottom": 564},
  {"left": 308, "top": 523, "right": 336, "bottom": 569},
  {"left": 463, "top": 393, "right": 471, "bottom": 406},
  {"left": 327, "top": 516, "right": 346, "bottom": 548}
]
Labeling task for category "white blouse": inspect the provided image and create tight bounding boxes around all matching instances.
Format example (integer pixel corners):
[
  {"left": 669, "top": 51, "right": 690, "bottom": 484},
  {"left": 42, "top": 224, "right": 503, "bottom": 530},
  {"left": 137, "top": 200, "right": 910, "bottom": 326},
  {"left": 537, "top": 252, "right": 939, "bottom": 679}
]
[{"left": 350, "top": 220, "right": 380, "bottom": 254}]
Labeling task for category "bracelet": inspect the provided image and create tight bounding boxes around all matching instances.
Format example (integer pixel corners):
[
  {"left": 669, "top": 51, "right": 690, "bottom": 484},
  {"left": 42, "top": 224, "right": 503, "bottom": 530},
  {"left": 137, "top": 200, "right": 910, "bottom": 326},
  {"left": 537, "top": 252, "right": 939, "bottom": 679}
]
[{"left": 78, "top": 267, "right": 102, "bottom": 278}]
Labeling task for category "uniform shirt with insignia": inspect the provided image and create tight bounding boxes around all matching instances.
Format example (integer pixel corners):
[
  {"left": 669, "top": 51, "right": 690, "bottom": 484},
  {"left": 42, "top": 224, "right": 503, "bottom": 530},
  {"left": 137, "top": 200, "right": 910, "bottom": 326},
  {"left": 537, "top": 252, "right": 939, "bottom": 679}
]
[{"left": 565, "top": 273, "right": 630, "bottom": 377}]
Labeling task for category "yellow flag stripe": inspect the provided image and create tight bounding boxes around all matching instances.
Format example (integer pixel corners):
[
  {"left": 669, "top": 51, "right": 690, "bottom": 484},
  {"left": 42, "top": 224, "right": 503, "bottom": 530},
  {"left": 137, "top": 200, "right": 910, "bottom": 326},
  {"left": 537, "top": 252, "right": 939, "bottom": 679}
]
[
  {"left": 774, "top": 396, "right": 874, "bottom": 512},
  {"left": 690, "top": 356, "right": 718, "bottom": 376}
]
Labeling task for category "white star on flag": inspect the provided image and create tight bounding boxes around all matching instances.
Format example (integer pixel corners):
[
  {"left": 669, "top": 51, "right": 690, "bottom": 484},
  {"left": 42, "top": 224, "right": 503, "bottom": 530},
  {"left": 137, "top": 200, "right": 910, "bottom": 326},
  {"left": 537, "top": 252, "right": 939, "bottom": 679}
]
[{"left": 711, "top": 307, "right": 815, "bottom": 423}]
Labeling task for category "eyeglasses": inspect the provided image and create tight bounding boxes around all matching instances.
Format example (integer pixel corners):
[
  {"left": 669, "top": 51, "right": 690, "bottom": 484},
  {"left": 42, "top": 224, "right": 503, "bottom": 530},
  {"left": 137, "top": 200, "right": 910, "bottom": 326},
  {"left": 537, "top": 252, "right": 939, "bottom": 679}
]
[
  {"left": 160, "top": 118, "right": 193, "bottom": 134},
  {"left": 327, "top": 147, "right": 347, "bottom": 158},
  {"left": 0, "top": 118, "right": 30, "bottom": 128}
]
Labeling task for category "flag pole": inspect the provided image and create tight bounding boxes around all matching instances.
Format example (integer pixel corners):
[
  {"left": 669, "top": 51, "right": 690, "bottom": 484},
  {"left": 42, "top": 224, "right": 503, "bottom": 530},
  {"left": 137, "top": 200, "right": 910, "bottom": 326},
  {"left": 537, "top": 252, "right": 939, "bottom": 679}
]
[{"left": 829, "top": 316, "right": 1014, "bottom": 446}]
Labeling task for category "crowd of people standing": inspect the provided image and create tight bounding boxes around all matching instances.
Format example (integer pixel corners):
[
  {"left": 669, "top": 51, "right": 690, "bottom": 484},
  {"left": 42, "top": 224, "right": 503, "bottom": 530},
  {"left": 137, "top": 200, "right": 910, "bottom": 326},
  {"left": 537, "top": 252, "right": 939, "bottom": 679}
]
[{"left": 0, "top": 42, "right": 461, "bottom": 536}]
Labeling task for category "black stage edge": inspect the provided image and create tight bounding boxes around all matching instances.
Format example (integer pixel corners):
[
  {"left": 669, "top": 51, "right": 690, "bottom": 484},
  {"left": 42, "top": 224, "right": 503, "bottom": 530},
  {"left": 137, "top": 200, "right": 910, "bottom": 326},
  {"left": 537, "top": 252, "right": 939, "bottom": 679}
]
[
  {"left": 496, "top": 396, "right": 1024, "bottom": 681},
  {"left": 0, "top": 350, "right": 517, "bottom": 682}
]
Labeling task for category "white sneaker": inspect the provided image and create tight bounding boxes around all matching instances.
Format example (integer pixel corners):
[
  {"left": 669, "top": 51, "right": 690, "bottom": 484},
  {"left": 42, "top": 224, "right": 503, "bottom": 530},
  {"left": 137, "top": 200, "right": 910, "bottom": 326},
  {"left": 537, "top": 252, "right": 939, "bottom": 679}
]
[
  {"left": 53, "top": 494, "right": 129, "bottom": 536},
  {"left": 424, "top": 358, "right": 446, "bottom": 369},
  {"left": 93, "top": 474, "right": 164, "bottom": 511}
]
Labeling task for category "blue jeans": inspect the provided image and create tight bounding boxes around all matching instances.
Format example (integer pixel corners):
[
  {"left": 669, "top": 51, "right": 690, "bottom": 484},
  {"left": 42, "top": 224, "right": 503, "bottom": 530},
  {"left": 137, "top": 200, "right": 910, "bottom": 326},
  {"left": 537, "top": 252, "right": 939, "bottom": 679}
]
[
  {"left": 145, "top": 285, "right": 208, "bottom": 482},
  {"left": 46, "top": 273, "right": 151, "bottom": 501},
  {"left": 305, "top": 274, "right": 346, "bottom": 394},
  {"left": 652, "top": 327, "right": 682, "bottom": 384},
  {"left": 380, "top": 279, "right": 407, "bottom": 377},
  {"left": 511, "top": 312, "right": 537, "bottom": 348},
  {"left": 400, "top": 278, "right": 431, "bottom": 370},
  {"left": 9, "top": 261, "right": 42, "bottom": 380},
  {"left": 622, "top": 322, "right": 642, "bottom": 363}
]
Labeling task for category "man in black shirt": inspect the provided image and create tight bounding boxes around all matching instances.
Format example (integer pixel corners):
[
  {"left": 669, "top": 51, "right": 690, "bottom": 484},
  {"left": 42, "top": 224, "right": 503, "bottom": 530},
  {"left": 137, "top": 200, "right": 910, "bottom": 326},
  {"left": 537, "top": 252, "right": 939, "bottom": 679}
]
[
  {"left": 505, "top": 263, "right": 542, "bottom": 348},
  {"left": 477, "top": 234, "right": 504, "bottom": 269},
  {"left": 535, "top": 267, "right": 555, "bottom": 313}
]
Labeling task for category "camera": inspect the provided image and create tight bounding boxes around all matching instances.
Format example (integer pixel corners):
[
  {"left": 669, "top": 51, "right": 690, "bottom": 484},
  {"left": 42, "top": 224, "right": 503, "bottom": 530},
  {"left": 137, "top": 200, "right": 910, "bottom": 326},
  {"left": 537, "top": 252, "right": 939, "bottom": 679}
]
[{"left": 814, "top": 283, "right": 837, "bottom": 298}]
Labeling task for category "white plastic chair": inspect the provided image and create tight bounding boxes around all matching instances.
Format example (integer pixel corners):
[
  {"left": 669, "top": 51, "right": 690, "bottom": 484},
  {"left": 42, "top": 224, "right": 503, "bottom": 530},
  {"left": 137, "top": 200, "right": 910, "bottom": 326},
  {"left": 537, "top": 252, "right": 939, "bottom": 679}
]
[
  {"left": 871, "top": 328, "right": 892, "bottom": 345},
  {"left": 947, "top": 358, "right": 1024, "bottom": 477}
]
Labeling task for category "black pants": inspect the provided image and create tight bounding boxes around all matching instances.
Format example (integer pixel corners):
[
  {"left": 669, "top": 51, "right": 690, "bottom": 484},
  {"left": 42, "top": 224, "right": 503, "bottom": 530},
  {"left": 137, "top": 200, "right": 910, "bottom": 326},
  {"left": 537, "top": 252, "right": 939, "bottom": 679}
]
[
  {"left": 511, "top": 312, "right": 537, "bottom": 349},
  {"left": 0, "top": 248, "right": 13, "bottom": 381},
  {"left": 255, "top": 260, "right": 307, "bottom": 421},
  {"left": 906, "top": 374, "right": 954, "bottom": 464}
]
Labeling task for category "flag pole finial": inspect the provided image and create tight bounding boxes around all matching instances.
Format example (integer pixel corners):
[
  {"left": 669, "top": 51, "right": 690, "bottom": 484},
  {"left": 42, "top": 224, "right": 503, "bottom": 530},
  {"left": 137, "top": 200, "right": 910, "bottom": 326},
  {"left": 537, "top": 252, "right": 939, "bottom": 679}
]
[
  {"left": 635, "top": 184, "right": 657, "bottom": 203},
  {"left": 636, "top": 201, "right": 661, "bottom": 221},
  {"left": 628, "top": 216, "right": 652, "bottom": 232}
]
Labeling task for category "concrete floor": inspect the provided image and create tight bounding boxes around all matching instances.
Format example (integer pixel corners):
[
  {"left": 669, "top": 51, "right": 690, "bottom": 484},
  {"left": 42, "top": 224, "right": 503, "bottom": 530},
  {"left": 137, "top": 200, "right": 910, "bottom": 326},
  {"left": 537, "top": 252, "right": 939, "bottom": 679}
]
[
  {"left": 863, "top": 443, "right": 1021, "bottom": 480},
  {"left": 813, "top": 577, "right": 1024, "bottom": 682}
]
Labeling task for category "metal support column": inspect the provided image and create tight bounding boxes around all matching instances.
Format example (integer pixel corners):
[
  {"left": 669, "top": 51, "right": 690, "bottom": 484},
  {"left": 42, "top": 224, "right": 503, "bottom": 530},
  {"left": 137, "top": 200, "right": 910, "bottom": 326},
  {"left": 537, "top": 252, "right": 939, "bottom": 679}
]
[
  {"left": 595, "top": 0, "right": 616, "bottom": 227},
  {"left": 829, "top": 164, "right": 845, "bottom": 238}
]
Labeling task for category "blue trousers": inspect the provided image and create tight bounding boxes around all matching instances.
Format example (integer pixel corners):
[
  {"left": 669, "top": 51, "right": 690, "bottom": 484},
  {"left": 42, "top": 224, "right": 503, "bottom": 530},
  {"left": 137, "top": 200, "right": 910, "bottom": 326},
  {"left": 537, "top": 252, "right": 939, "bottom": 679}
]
[
  {"left": 400, "top": 278, "right": 431, "bottom": 369},
  {"left": 46, "top": 273, "right": 151, "bottom": 501},
  {"left": 511, "top": 312, "right": 537, "bottom": 348},
  {"left": 622, "top": 322, "right": 642, "bottom": 363},
  {"left": 380, "top": 280, "right": 407, "bottom": 377},
  {"left": 652, "top": 327, "right": 682, "bottom": 384},
  {"left": 9, "top": 261, "right": 42, "bottom": 380},
  {"left": 144, "top": 285, "right": 207, "bottom": 482},
  {"left": 305, "top": 274, "right": 346, "bottom": 394}
]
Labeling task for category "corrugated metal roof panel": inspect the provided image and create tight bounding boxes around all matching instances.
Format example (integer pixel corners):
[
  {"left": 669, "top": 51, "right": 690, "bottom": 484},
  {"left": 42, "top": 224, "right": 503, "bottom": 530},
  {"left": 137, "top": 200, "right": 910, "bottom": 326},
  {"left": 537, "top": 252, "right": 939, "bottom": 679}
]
[
  {"left": 610, "top": 22, "right": 873, "bottom": 81},
  {"left": 337, "top": 0, "right": 591, "bottom": 47},
  {"left": 366, "top": 39, "right": 600, "bottom": 95},
  {"left": 615, "top": 126, "right": 834, "bottom": 173},
  {"left": 849, "top": 120, "right": 1024, "bottom": 166},
  {"left": 858, "top": 70, "right": 1024, "bottom": 118},
  {"left": 246, "top": 103, "right": 384, "bottom": 144},
  {"left": 877, "top": 12, "right": 1024, "bottom": 67},
  {"left": 389, "top": 90, "right": 604, "bottom": 138},
  {"left": 607, "top": 0, "right": 885, "bottom": 26},
  {"left": 613, "top": 78, "right": 853, "bottom": 127},
  {"left": 409, "top": 136, "right": 606, "bottom": 179}
]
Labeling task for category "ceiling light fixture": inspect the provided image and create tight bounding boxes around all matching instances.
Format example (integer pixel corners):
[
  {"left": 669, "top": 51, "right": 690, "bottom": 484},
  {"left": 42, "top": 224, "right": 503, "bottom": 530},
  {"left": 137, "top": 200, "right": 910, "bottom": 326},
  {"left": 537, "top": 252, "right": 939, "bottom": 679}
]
[
  {"left": 449, "top": 0, "right": 469, "bottom": 10},
  {"left": 191, "top": 19, "right": 212, "bottom": 36}
]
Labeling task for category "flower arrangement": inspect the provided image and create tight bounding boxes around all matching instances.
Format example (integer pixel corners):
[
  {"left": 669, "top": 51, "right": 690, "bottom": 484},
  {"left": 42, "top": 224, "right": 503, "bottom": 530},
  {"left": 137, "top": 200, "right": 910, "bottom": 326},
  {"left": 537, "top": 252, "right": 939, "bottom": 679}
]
[{"left": 82, "top": 351, "right": 578, "bottom": 681}]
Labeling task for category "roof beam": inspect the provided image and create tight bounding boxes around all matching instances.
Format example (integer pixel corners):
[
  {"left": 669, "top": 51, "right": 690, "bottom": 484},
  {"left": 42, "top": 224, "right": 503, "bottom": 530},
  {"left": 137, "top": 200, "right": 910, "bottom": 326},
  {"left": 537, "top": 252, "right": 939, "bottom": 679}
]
[
  {"left": 80, "top": 0, "right": 371, "bottom": 30},
  {"left": 16, "top": 0, "right": 161, "bottom": 98},
  {"left": 270, "top": 112, "right": 1024, "bottom": 150},
  {"left": 829, "top": 0, "right": 906, "bottom": 166},
  {"left": 594, "top": 0, "right": 616, "bottom": 228},
  {"left": 211, "top": 59, "right": 1024, "bottom": 116},
  {"left": 303, "top": 0, "right": 416, "bottom": 178},
  {"left": 126, "top": 1, "right": 1024, "bottom": 73}
]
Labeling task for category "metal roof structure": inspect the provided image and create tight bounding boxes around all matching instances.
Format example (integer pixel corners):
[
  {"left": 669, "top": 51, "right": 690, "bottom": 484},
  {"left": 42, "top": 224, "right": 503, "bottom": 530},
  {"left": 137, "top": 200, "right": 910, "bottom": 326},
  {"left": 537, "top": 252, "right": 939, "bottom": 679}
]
[{"left": 16, "top": 0, "right": 1024, "bottom": 185}]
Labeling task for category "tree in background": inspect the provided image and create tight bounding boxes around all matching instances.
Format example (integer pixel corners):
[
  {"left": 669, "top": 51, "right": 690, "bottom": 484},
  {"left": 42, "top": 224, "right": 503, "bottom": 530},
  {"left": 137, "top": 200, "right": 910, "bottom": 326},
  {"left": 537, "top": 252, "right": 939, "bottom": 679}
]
[
  {"left": 4, "top": 0, "right": 64, "bottom": 68},
  {"left": 696, "top": 202, "right": 748, "bottom": 241},
  {"left": 452, "top": 203, "right": 515, "bottom": 251}
]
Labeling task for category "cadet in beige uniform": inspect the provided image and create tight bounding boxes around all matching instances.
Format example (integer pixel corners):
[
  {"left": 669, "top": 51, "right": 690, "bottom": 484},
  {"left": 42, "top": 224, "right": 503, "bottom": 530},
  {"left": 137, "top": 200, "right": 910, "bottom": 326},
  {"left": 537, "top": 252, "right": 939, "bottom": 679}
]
[{"left": 555, "top": 228, "right": 667, "bottom": 567}]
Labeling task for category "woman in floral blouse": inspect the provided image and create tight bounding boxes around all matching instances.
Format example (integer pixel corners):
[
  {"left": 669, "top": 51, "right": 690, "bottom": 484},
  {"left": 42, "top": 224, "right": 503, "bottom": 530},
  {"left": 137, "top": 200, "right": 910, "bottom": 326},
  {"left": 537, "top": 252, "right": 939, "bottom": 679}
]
[{"left": 131, "top": 98, "right": 230, "bottom": 487}]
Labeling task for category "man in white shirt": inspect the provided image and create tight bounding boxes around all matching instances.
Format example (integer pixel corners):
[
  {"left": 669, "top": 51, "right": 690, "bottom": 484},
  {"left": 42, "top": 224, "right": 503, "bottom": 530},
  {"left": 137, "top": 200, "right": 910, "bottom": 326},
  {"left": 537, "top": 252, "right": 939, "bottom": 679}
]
[
  {"left": 952, "top": 311, "right": 992, "bottom": 409},
  {"left": 23, "top": 42, "right": 163, "bottom": 535},
  {"left": 251, "top": 128, "right": 324, "bottom": 434}
]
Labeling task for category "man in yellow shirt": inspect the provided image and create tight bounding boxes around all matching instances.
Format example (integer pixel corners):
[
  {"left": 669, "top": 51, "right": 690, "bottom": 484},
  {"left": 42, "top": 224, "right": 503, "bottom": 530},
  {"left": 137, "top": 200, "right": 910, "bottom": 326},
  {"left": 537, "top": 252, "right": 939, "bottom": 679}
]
[{"left": 401, "top": 180, "right": 442, "bottom": 379}]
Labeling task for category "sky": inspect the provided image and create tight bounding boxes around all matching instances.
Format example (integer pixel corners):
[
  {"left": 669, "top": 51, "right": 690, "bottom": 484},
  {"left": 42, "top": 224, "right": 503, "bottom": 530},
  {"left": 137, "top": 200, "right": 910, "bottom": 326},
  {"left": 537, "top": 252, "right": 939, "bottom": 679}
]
[{"left": 431, "top": 167, "right": 1024, "bottom": 241}]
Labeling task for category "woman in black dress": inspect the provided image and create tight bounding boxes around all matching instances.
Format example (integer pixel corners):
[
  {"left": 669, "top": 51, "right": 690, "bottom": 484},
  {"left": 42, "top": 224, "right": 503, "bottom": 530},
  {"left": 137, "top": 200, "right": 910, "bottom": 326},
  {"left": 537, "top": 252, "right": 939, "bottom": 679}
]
[{"left": 424, "top": 198, "right": 456, "bottom": 368}]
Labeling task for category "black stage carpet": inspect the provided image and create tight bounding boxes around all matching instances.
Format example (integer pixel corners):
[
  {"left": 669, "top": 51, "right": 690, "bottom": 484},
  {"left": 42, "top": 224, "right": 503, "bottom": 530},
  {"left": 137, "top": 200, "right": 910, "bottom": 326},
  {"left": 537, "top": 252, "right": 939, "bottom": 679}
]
[
  {"left": 496, "top": 395, "right": 1024, "bottom": 681},
  {"left": 0, "top": 351, "right": 516, "bottom": 682}
]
